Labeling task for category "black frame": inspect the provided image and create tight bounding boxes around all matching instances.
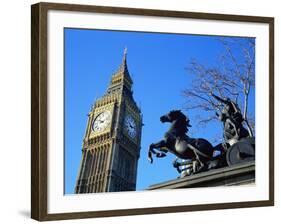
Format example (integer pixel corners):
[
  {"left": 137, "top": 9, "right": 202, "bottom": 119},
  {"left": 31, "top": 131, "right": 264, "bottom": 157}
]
[{"left": 31, "top": 2, "right": 274, "bottom": 221}]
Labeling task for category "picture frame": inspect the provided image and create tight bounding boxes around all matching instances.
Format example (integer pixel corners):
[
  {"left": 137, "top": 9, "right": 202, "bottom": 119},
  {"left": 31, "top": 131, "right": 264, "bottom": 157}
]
[{"left": 31, "top": 2, "right": 274, "bottom": 221}]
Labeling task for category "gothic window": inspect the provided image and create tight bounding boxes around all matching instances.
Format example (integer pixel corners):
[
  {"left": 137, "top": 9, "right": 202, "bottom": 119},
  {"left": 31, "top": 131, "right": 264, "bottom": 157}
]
[{"left": 82, "top": 150, "right": 92, "bottom": 180}]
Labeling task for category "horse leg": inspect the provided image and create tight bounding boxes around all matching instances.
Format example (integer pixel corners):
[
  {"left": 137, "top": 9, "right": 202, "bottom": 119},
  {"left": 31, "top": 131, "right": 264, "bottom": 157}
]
[
  {"left": 187, "top": 143, "right": 209, "bottom": 174},
  {"left": 148, "top": 140, "right": 167, "bottom": 163}
]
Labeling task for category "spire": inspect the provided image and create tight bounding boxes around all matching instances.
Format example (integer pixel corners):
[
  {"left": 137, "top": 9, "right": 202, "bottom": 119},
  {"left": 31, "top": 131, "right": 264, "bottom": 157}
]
[
  {"left": 117, "top": 47, "right": 130, "bottom": 77},
  {"left": 107, "top": 48, "right": 133, "bottom": 95}
]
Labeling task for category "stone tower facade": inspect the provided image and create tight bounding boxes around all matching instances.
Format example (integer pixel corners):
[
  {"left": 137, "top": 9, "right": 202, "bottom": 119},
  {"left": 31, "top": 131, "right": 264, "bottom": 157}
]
[{"left": 75, "top": 49, "right": 142, "bottom": 193}]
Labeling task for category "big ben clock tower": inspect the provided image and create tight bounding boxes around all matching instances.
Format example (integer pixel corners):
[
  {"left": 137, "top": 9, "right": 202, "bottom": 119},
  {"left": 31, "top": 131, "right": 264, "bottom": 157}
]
[{"left": 75, "top": 49, "right": 142, "bottom": 193}]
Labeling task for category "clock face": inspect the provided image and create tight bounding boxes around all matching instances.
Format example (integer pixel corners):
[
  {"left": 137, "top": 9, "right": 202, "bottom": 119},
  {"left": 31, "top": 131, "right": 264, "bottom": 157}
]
[
  {"left": 92, "top": 110, "right": 111, "bottom": 132},
  {"left": 124, "top": 115, "right": 137, "bottom": 138}
]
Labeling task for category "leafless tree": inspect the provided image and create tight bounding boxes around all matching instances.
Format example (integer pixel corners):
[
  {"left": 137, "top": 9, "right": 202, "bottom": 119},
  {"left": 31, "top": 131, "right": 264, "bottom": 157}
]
[{"left": 183, "top": 38, "right": 255, "bottom": 137}]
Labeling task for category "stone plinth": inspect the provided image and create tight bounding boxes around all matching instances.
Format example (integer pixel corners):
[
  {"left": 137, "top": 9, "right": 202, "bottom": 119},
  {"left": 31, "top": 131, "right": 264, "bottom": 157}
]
[{"left": 147, "top": 161, "right": 255, "bottom": 190}]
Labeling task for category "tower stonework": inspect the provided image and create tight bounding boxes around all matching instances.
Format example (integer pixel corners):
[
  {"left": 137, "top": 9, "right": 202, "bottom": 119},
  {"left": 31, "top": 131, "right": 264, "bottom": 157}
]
[{"left": 75, "top": 49, "right": 142, "bottom": 193}]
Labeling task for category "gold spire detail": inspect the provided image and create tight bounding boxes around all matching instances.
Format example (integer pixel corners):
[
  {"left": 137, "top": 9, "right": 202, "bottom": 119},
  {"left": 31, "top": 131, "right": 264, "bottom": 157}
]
[{"left": 107, "top": 48, "right": 133, "bottom": 93}]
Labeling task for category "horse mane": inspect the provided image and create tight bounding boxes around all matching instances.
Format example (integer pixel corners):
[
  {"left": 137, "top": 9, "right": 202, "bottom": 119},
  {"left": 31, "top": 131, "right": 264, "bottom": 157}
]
[
  {"left": 170, "top": 110, "right": 191, "bottom": 126},
  {"left": 170, "top": 109, "right": 182, "bottom": 114},
  {"left": 170, "top": 110, "right": 185, "bottom": 118}
]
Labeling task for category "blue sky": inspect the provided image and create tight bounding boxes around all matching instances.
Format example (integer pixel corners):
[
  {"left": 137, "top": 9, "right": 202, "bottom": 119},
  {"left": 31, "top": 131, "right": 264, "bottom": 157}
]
[{"left": 64, "top": 28, "right": 255, "bottom": 194}]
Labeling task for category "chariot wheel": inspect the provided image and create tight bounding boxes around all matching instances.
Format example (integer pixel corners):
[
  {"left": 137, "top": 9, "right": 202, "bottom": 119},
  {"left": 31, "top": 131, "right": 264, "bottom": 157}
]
[{"left": 226, "top": 137, "right": 255, "bottom": 166}]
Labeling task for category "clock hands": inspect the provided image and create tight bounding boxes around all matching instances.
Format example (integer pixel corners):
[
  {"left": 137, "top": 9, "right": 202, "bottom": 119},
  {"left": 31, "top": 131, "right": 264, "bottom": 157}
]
[
  {"left": 125, "top": 117, "right": 136, "bottom": 138},
  {"left": 92, "top": 111, "right": 111, "bottom": 132}
]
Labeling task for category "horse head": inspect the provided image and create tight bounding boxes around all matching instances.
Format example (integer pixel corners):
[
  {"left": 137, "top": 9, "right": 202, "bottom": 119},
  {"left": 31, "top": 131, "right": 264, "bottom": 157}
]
[{"left": 160, "top": 110, "right": 191, "bottom": 127}]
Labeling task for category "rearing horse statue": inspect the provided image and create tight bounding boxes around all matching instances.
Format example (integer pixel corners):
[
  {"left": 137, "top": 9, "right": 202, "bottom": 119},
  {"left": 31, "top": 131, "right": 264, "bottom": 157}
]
[{"left": 148, "top": 110, "right": 214, "bottom": 173}]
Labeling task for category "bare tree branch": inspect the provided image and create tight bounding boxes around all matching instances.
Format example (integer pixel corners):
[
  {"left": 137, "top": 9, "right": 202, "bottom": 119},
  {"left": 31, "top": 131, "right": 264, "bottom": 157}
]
[{"left": 183, "top": 37, "right": 255, "bottom": 140}]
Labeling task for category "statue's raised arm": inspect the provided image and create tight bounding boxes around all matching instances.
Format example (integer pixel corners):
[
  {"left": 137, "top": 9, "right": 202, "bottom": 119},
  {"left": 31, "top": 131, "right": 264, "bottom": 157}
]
[
  {"left": 211, "top": 93, "right": 240, "bottom": 115},
  {"left": 211, "top": 93, "right": 232, "bottom": 106}
]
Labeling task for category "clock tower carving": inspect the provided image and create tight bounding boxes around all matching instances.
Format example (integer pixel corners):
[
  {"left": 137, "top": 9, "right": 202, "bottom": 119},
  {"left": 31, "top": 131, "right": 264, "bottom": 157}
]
[{"left": 75, "top": 49, "right": 142, "bottom": 193}]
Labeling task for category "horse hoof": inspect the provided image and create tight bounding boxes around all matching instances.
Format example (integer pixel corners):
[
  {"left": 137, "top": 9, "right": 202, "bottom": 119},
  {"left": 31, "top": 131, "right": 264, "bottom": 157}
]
[
  {"left": 148, "top": 157, "right": 153, "bottom": 164},
  {"left": 156, "top": 152, "right": 166, "bottom": 158}
]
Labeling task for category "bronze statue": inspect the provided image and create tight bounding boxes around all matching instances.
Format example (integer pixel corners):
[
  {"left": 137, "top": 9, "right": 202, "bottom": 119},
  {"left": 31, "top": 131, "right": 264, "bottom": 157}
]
[
  {"left": 211, "top": 93, "right": 249, "bottom": 145},
  {"left": 148, "top": 108, "right": 255, "bottom": 177},
  {"left": 148, "top": 110, "right": 214, "bottom": 174},
  {"left": 211, "top": 93, "right": 255, "bottom": 166}
]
